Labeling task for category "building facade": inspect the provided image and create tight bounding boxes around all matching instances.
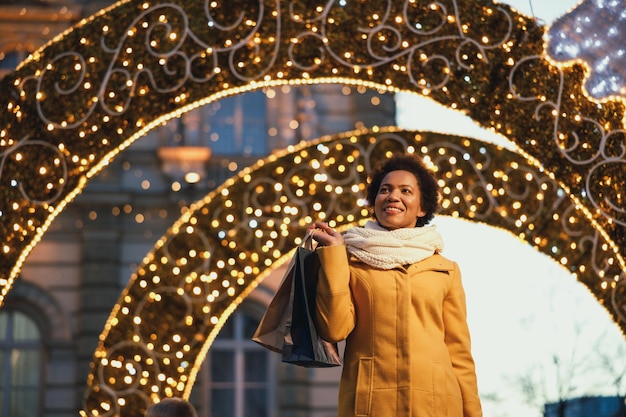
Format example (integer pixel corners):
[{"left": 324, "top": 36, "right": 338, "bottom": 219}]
[
  {"left": 0, "top": 1, "right": 396, "bottom": 416},
  {"left": 544, "top": 396, "right": 626, "bottom": 417}
]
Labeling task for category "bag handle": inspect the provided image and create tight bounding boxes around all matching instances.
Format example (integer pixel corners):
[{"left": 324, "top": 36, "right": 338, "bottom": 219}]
[{"left": 301, "top": 229, "right": 316, "bottom": 250}]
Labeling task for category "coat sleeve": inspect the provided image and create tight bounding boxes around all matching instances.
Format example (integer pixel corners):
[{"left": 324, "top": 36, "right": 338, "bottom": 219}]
[
  {"left": 314, "top": 244, "right": 356, "bottom": 343},
  {"left": 443, "top": 263, "right": 483, "bottom": 417}
]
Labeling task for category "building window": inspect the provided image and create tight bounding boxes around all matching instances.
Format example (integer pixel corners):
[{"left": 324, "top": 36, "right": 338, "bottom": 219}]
[
  {"left": 156, "top": 90, "right": 267, "bottom": 157},
  {"left": 203, "top": 91, "right": 267, "bottom": 156},
  {"left": 0, "top": 309, "right": 43, "bottom": 417},
  {"left": 191, "top": 309, "right": 276, "bottom": 417},
  {"left": 0, "top": 50, "right": 21, "bottom": 71}
]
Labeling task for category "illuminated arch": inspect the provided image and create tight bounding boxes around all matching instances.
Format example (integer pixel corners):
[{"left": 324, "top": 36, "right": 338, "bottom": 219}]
[
  {"left": 0, "top": 0, "right": 622, "bottom": 415},
  {"left": 83, "top": 128, "right": 624, "bottom": 416}
]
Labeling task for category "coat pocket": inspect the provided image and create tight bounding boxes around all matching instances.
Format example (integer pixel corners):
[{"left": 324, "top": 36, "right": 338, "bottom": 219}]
[{"left": 354, "top": 357, "right": 373, "bottom": 416}]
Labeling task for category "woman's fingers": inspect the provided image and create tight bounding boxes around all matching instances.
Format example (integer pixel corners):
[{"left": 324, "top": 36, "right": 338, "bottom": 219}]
[{"left": 309, "top": 222, "right": 344, "bottom": 246}]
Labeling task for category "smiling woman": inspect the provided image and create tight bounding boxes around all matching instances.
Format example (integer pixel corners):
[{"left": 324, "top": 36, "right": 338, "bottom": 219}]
[
  {"left": 310, "top": 153, "right": 483, "bottom": 417},
  {"left": 373, "top": 170, "right": 426, "bottom": 229},
  {"left": 368, "top": 155, "right": 435, "bottom": 230}
]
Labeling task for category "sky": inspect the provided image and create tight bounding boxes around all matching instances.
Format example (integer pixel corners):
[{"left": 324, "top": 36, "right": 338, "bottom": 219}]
[{"left": 395, "top": 1, "right": 626, "bottom": 416}]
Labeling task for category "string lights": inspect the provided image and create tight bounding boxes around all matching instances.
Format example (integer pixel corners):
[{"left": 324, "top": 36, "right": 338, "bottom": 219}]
[
  {"left": 545, "top": 0, "right": 626, "bottom": 102},
  {"left": 0, "top": 0, "right": 623, "bottom": 415},
  {"left": 82, "top": 128, "right": 623, "bottom": 416}
]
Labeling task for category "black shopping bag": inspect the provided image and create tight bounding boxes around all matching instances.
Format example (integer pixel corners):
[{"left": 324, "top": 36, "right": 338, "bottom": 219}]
[
  {"left": 252, "top": 231, "right": 342, "bottom": 367},
  {"left": 281, "top": 242, "right": 342, "bottom": 367}
]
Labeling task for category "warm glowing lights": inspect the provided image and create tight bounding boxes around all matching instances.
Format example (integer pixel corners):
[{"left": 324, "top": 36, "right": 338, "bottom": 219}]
[
  {"left": 89, "top": 129, "right": 624, "bottom": 417},
  {"left": 0, "top": 0, "right": 623, "bottom": 415}
]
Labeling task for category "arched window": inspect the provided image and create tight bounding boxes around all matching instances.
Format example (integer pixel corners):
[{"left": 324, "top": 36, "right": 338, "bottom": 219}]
[
  {"left": 0, "top": 309, "right": 44, "bottom": 417},
  {"left": 191, "top": 308, "right": 277, "bottom": 417}
]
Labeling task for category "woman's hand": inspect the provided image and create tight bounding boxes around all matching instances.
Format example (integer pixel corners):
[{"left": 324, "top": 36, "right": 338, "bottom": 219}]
[{"left": 309, "top": 222, "right": 344, "bottom": 246}]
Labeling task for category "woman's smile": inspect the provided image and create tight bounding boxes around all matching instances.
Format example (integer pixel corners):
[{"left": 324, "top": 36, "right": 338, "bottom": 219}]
[{"left": 374, "top": 170, "right": 426, "bottom": 230}]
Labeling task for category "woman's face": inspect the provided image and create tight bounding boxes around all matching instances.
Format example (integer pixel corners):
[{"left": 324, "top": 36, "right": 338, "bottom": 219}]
[{"left": 374, "top": 170, "right": 426, "bottom": 230}]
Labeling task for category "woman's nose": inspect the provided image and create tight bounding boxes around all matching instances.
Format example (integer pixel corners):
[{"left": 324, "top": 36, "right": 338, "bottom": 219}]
[{"left": 387, "top": 191, "right": 400, "bottom": 201}]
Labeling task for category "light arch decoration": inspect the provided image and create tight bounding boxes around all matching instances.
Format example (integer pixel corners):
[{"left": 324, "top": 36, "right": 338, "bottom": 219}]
[
  {"left": 0, "top": 0, "right": 621, "bottom": 414},
  {"left": 84, "top": 128, "right": 624, "bottom": 416}
]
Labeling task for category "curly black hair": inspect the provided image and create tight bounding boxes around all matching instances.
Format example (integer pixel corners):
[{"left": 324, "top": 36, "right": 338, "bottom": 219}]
[{"left": 366, "top": 153, "right": 439, "bottom": 227}]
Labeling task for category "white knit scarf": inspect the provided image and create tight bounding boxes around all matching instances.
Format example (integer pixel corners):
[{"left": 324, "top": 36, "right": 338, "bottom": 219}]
[{"left": 343, "top": 221, "right": 444, "bottom": 270}]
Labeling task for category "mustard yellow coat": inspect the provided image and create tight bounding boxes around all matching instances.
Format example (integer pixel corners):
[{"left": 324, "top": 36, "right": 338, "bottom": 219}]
[{"left": 315, "top": 245, "right": 482, "bottom": 417}]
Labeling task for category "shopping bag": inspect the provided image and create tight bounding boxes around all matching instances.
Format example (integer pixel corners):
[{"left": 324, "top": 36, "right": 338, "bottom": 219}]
[
  {"left": 281, "top": 237, "right": 342, "bottom": 367},
  {"left": 252, "top": 231, "right": 342, "bottom": 367},
  {"left": 251, "top": 248, "right": 297, "bottom": 353}
]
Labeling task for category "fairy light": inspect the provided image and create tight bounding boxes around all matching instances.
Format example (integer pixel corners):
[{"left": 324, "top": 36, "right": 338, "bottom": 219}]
[
  {"left": 87, "top": 125, "right": 626, "bottom": 414},
  {"left": 0, "top": 1, "right": 625, "bottom": 416}
]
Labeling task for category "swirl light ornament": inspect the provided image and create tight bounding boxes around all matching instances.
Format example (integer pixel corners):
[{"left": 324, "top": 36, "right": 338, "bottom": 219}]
[{"left": 0, "top": 0, "right": 622, "bottom": 414}]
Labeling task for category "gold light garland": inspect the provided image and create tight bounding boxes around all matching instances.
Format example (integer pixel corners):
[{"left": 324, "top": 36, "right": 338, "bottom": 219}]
[
  {"left": 83, "top": 128, "right": 623, "bottom": 416},
  {"left": 0, "top": 0, "right": 623, "bottom": 415}
]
